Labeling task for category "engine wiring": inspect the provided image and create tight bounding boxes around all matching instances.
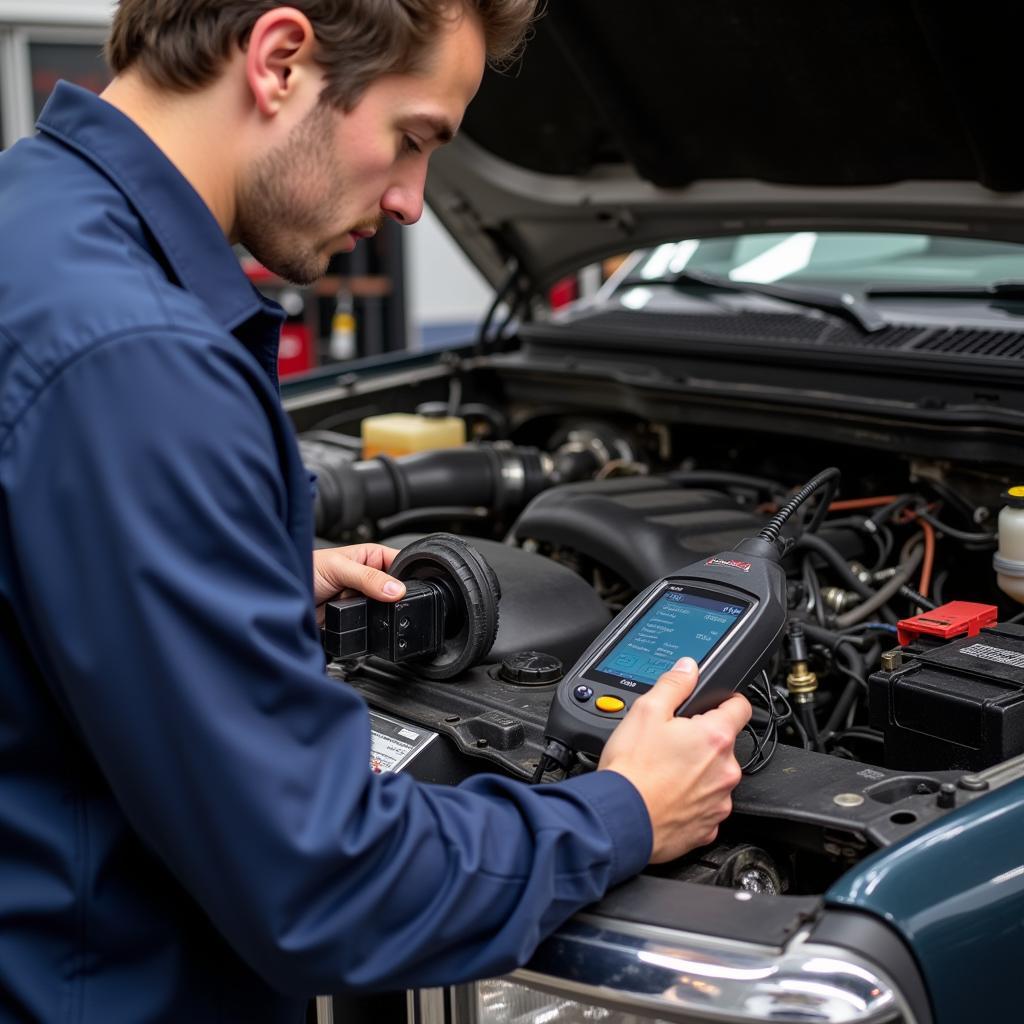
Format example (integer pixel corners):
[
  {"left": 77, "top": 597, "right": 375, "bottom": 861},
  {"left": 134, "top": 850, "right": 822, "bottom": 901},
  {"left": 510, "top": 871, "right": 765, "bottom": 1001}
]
[
  {"left": 651, "top": 476, "right": 1000, "bottom": 767},
  {"left": 769, "top": 479, "right": 1003, "bottom": 760}
]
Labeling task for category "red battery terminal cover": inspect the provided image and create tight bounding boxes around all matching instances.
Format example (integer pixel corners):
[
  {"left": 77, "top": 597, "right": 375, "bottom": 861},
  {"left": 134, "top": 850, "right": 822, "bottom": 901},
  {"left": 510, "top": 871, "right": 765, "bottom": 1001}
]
[{"left": 896, "top": 601, "right": 999, "bottom": 646}]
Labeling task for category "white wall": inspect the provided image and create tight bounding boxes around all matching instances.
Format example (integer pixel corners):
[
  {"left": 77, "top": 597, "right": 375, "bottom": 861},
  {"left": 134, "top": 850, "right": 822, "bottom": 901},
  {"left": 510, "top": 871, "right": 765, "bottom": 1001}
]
[
  {"left": 0, "top": 1, "right": 114, "bottom": 25},
  {"left": 404, "top": 205, "right": 493, "bottom": 350}
]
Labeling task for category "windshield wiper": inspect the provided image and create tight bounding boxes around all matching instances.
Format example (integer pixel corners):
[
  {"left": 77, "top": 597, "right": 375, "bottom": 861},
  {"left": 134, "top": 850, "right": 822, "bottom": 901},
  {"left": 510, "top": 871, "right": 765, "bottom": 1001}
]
[
  {"left": 668, "top": 268, "right": 888, "bottom": 334},
  {"left": 866, "top": 280, "right": 1024, "bottom": 300}
]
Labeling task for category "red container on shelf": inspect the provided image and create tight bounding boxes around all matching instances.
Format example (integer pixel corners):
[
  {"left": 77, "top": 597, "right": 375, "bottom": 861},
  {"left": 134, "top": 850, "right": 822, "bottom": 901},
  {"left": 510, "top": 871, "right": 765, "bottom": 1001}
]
[
  {"left": 277, "top": 323, "right": 315, "bottom": 378},
  {"left": 241, "top": 256, "right": 318, "bottom": 378}
]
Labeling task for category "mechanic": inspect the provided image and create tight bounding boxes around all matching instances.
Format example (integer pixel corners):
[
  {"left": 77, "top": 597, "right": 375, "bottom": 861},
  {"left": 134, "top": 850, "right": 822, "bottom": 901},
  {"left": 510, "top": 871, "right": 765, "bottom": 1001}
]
[{"left": 0, "top": 2, "right": 752, "bottom": 1021}]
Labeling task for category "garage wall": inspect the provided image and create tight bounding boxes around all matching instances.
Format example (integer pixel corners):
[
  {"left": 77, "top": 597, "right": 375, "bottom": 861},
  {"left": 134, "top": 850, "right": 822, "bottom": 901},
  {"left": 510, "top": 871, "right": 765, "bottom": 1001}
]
[
  {"left": 0, "top": 1, "right": 113, "bottom": 24},
  {"left": 0, "top": 4, "right": 111, "bottom": 147}
]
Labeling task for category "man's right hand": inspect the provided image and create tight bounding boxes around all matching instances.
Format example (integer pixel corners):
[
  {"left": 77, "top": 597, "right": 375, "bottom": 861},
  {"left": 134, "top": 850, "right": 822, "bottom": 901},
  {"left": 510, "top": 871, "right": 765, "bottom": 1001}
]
[{"left": 598, "top": 657, "right": 752, "bottom": 864}]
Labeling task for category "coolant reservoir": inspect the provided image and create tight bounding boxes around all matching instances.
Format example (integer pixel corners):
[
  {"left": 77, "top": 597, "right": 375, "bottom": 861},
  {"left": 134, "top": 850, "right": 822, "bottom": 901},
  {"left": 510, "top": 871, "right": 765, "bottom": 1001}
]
[
  {"left": 995, "top": 486, "right": 1024, "bottom": 604},
  {"left": 361, "top": 412, "right": 466, "bottom": 459}
]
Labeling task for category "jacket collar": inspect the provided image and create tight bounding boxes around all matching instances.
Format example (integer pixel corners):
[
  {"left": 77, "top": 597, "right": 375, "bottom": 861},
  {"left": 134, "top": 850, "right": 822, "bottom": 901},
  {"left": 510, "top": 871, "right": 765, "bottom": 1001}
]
[{"left": 36, "top": 81, "right": 273, "bottom": 335}]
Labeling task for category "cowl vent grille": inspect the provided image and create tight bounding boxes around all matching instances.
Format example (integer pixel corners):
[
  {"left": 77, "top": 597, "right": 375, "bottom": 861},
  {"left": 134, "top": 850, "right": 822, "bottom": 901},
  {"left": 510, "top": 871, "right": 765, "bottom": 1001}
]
[
  {"left": 564, "top": 310, "right": 923, "bottom": 350},
  {"left": 573, "top": 310, "right": 829, "bottom": 342},
  {"left": 917, "top": 329, "right": 1024, "bottom": 360},
  {"left": 541, "top": 309, "right": 1024, "bottom": 365},
  {"left": 832, "top": 326, "right": 923, "bottom": 349}
]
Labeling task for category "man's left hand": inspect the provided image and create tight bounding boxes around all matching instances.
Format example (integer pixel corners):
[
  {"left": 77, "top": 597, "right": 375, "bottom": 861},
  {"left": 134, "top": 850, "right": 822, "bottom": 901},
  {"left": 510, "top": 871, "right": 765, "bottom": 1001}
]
[{"left": 313, "top": 544, "right": 406, "bottom": 625}]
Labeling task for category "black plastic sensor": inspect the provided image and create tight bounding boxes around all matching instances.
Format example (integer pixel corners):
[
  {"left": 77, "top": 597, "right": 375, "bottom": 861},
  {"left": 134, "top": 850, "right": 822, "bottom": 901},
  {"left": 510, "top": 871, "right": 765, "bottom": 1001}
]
[{"left": 324, "top": 580, "right": 448, "bottom": 664}]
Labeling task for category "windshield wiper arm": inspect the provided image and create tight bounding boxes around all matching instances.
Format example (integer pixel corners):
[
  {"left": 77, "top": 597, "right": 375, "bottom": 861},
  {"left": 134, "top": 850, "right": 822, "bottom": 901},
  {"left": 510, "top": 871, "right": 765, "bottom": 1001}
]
[
  {"left": 867, "top": 280, "right": 1024, "bottom": 300},
  {"left": 668, "top": 268, "right": 888, "bottom": 334}
]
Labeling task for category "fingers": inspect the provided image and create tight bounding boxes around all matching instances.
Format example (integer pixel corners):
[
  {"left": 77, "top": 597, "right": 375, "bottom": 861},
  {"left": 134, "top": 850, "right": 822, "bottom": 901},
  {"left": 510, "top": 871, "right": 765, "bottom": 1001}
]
[
  {"left": 701, "top": 692, "right": 753, "bottom": 734},
  {"left": 371, "top": 544, "right": 400, "bottom": 571},
  {"left": 639, "top": 657, "right": 699, "bottom": 716},
  {"left": 334, "top": 543, "right": 400, "bottom": 571},
  {"left": 313, "top": 546, "right": 406, "bottom": 603}
]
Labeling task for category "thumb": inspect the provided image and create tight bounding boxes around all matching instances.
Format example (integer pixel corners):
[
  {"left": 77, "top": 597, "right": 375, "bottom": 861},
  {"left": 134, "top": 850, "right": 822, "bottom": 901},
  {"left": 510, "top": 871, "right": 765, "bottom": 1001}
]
[
  {"left": 642, "top": 657, "right": 699, "bottom": 717},
  {"left": 355, "top": 565, "right": 407, "bottom": 602}
]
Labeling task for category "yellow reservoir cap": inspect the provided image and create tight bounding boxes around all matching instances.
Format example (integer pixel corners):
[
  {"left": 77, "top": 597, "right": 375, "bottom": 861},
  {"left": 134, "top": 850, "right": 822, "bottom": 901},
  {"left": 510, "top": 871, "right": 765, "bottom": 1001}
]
[
  {"left": 595, "top": 695, "right": 625, "bottom": 713},
  {"left": 1009, "top": 486, "right": 1024, "bottom": 498}
]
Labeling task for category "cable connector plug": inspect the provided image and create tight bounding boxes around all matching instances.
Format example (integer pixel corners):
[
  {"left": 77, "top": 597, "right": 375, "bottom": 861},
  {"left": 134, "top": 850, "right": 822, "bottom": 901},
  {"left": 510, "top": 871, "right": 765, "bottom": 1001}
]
[
  {"left": 531, "top": 738, "right": 572, "bottom": 784},
  {"left": 735, "top": 535, "right": 784, "bottom": 563}
]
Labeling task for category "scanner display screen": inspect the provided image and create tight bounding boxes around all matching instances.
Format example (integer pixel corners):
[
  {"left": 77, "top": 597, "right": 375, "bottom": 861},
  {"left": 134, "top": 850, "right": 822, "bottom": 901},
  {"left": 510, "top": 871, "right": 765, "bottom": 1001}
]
[{"left": 587, "top": 586, "right": 749, "bottom": 692}]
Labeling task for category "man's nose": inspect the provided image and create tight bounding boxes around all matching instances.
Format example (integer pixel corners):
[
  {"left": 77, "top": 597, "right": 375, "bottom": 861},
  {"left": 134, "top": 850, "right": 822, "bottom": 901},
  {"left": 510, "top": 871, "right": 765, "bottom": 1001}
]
[{"left": 381, "top": 173, "right": 426, "bottom": 226}]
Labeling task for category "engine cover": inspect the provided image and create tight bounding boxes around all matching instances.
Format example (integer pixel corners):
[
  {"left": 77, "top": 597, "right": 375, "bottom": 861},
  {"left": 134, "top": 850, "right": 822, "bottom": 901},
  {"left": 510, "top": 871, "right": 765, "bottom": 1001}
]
[
  {"left": 513, "top": 477, "right": 770, "bottom": 589},
  {"left": 513, "top": 476, "right": 869, "bottom": 590}
]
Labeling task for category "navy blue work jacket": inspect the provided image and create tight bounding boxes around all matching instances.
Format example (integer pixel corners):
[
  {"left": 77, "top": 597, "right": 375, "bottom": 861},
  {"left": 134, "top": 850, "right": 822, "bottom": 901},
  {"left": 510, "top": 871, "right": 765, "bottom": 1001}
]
[{"left": 0, "top": 83, "right": 652, "bottom": 1023}]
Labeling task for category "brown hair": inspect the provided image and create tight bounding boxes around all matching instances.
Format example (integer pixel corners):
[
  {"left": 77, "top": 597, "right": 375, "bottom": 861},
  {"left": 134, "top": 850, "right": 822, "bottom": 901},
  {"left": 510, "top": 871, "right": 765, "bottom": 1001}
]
[{"left": 106, "top": 0, "right": 536, "bottom": 108}]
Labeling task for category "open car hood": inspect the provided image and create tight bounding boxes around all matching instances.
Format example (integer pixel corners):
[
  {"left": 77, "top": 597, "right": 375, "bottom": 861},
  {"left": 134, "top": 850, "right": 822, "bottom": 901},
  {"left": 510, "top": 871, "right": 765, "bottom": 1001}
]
[{"left": 428, "top": 0, "right": 1024, "bottom": 290}]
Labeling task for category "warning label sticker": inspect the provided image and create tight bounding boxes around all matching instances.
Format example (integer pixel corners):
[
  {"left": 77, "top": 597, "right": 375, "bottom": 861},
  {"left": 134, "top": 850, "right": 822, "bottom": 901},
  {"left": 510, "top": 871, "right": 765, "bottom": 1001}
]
[
  {"left": 368, "top": 711, "right": 437, "bottom": 774},
  {"left": 959, "top": 643, "right": 1024, "bottom": 669}
]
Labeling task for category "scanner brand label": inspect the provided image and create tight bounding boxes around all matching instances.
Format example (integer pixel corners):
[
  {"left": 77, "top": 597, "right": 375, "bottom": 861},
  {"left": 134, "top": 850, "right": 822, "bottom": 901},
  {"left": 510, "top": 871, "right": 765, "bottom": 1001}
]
[{"left": 705, "top": 557, "right": 752, "bottom": 573}]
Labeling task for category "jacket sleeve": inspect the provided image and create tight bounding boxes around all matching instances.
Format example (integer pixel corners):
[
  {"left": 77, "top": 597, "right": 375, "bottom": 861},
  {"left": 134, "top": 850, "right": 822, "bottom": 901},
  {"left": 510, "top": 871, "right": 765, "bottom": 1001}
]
[{"left": 5, "top": 329, "right": 652, "bottom": 994}]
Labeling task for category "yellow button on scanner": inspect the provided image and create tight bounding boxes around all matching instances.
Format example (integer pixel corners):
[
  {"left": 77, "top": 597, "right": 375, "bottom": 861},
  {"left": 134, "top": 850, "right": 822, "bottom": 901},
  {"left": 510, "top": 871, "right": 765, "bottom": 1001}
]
[{"left": 595, "top": 695, "right": 625, "bottom": 714}]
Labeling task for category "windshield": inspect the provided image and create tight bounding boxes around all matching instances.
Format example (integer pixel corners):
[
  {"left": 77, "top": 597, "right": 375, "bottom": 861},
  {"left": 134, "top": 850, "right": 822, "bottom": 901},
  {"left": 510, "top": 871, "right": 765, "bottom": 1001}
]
[{"left": 626, "top": 232, "right": 1024, "bottom": 290}]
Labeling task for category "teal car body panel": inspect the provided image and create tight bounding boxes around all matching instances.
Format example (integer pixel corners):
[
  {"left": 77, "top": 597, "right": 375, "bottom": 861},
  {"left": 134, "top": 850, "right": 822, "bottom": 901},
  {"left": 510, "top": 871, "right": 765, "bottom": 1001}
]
[{"left": 827, "top": 777, "right": 1024, "bottom": 1023}]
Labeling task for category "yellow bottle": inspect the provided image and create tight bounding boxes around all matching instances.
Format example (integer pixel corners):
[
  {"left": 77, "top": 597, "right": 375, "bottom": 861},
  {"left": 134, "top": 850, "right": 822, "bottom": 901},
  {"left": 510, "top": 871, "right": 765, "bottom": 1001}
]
[{"left": 361, "top": 412, "right": 466, "bottom": 459}]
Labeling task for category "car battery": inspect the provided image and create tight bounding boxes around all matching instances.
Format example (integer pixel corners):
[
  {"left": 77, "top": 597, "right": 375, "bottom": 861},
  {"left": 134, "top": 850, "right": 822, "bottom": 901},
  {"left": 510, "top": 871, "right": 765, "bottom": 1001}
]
[{"left": 869, "top": 623, "right": 1024, "bottom": 771}]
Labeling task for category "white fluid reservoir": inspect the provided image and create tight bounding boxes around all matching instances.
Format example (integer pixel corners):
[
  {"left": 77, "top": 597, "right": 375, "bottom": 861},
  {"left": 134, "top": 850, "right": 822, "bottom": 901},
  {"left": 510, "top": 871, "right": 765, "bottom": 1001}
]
[{"left": 995, "top": 487, "right": 1024, "bottom": 603}]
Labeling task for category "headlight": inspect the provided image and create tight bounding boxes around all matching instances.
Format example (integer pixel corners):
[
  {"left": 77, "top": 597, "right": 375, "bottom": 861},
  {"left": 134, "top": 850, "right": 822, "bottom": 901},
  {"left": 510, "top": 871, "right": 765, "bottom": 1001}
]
[
  {"left": 449, "top": 916, "right": 919, "bottom": 1024},
  {"left": 457, "top": 978, "right": 669, "bottom": 1023}
]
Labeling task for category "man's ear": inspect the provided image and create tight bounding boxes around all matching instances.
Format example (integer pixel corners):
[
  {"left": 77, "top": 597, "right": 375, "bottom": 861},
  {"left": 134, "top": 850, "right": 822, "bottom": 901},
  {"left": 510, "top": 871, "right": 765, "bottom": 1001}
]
[{"left": 245, "top": 7, "right": 319, "bottom": 117}]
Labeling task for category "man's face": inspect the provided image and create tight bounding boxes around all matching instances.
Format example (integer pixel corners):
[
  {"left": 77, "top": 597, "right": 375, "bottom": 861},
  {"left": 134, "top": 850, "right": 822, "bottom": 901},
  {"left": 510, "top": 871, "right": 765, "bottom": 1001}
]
[{"left": 236, "top": 9, "right": 486, "bottom": 285}]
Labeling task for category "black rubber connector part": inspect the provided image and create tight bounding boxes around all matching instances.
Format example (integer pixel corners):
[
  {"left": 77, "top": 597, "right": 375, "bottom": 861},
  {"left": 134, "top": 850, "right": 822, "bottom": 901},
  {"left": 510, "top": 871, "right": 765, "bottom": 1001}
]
[{"left": 390, "top": 533, "right": 501, "bottom": 680}]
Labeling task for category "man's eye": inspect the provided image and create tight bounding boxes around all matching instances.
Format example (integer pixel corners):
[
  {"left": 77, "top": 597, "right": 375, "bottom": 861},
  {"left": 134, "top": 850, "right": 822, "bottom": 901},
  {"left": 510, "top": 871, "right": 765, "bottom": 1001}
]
[{"left": 403, "top": 135, "right": 422, "bottom": 155}]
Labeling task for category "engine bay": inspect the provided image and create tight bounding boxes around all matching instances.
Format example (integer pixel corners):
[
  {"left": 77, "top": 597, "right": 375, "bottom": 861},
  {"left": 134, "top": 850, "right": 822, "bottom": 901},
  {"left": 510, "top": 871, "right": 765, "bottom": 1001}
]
[{"left": 291, "top": 347, "right": 1024, "bottom": 900}]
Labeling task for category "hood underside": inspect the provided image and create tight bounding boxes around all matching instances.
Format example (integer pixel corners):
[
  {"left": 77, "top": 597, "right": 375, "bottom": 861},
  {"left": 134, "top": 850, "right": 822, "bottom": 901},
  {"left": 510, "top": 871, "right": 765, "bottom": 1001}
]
[{"left": 428, "top": 0, "right": 1024, "bottom": 289}]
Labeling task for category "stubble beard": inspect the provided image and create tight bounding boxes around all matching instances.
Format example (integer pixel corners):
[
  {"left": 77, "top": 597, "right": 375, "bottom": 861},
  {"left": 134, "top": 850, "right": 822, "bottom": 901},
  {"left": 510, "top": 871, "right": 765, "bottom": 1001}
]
[{"left": 236, "top": 102, "right": 346, "bottom": 286}]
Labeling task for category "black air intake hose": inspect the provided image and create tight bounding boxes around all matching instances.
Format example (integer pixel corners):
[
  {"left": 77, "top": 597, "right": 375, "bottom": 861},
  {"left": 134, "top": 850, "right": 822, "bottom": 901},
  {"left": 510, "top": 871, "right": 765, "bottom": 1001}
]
[{"left": 299, "top": 439, "right": 554, "bottom": 538}]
